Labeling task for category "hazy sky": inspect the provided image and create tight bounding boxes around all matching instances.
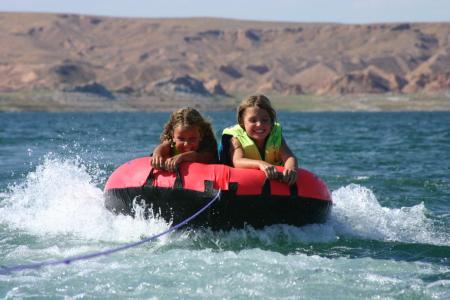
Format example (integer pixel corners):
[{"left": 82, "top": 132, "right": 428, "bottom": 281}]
[{"left": 0, "top": 0, "right": 449, "bottom": 24}]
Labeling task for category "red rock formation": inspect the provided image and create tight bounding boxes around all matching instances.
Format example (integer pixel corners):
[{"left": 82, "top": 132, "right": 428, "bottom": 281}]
[{"left": 0, "top": 12, "right": 449, "bottom": 96}]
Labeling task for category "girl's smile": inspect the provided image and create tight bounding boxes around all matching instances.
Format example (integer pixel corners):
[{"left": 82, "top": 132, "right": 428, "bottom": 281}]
[
  {"left": 242, "top": 107, "right": 272, "bottom": 148},
  {"left": 173, "top": 125, "right": 201, "bottom": 153}
]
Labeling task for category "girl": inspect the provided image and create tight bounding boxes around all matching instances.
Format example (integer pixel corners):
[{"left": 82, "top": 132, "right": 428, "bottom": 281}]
[
  {"left": 222, "top": 95, "right": 298, "bottom": 185},
  {"left": 151, "top": 107, "right": 218, "bottom": 171}
]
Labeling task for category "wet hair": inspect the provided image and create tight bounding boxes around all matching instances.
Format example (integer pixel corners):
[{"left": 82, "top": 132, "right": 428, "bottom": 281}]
[
  {"left": 237, "top": 94, "right": 276, "bottom": 128},
  {"left": 160, "top": 107, "right": 215, "bottom": 146}
]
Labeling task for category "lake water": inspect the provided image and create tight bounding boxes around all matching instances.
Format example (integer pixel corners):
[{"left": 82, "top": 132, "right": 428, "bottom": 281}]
[{"left": 0, "top": 111, "right": 449, "bottom": 299}]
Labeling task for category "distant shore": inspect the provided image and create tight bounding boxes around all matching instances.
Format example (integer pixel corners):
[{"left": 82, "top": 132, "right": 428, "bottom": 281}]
[
  {"left": 1, "top": 13, "right": 450, "bottom": 103},
  {"left": 1, "top": 91, "right": 450, "bottom": 112}
]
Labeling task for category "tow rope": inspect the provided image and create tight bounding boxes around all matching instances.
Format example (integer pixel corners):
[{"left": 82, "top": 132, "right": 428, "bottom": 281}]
[{"left": 0, "top": 190, "right": 221, "bottom": 275}]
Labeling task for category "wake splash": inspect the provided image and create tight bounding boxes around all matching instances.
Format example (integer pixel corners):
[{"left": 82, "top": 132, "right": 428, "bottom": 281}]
[
  {"left": 207, "top": 184, "right": 449, "bottom": 247},
  {"left": 0, "top": 157, "right": 171, "bottom": 244},
  {"left": 330, "top": 184, "right": 449, "bottom": 246},
  {"left": 0, "top": 157, "right": 447, "bottom": 247}
]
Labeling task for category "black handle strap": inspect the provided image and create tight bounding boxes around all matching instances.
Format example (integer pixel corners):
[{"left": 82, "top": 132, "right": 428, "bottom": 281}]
[
  {"left": 144, "top": 167, "right": 157, "bottom": 189},
  {"left": 262, "top": 178, "right": 272, "bottom": 196},
  {"left": 173, "top": 166, "right": 183, "bottom": 189},
  {"left": 289, "top": 183, "right": 298, "bottom": 198},
  {"left": 144, "top": 167, "right": 184, "bottom": 189},
  {"left": 261, "top": 172, "right": 298, "bottom": 198}
]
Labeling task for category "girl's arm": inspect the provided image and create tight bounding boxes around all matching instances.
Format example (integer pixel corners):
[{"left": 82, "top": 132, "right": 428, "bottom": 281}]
[
  {"left": 151, "top": 141, "right": 171, "bottom": 169},
  {"left": 280, "top": 138, "right": 298, "bottom": 185},
  {"left": 164, "top": 150, "right": 216, "bottom": 171},
  {"left": 164, "top": 134, "right": 218, "bottom": 171},
  {"left": 230, "top": 137, "right": 279, "bottom": 180}
]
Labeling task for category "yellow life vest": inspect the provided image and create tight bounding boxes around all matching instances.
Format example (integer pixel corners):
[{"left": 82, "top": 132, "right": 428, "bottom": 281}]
[{"left": 222, "top": 123, "right": 283, "bottom": 165}]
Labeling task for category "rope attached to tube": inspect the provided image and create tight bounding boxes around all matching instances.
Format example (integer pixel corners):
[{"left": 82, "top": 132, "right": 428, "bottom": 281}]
[{"left": 0, "top": 190, "right": 221, "bottom": 275}]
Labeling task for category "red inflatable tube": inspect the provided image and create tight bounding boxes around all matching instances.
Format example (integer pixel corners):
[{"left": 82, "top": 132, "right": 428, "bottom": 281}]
[{"left": 104, "top": 157, "right": 332, "bottom": 229}]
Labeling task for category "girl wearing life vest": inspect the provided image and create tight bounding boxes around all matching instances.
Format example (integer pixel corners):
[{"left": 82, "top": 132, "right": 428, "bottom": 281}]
[
  {"left": 151, "top": 107, "right": 218, "bottom": 171},
  {"left": 222, "top": 95, "right": 298, "bottom": 185}
]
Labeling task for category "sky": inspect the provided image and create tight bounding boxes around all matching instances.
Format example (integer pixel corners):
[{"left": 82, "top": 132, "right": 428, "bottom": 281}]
[{"left": 0, "top": 0, "right": 449, "bottom": 24}]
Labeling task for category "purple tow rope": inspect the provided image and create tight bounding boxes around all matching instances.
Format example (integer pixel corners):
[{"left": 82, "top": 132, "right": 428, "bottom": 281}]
[{"left": 0, "top": 190, "right": 221, "bottom": 275}]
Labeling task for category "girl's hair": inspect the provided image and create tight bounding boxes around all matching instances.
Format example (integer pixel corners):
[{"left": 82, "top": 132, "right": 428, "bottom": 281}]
[
  {"left": 237, "top": 94, "right": 276, "bottom": 128},
  {"left": 160, "top": 107, "right": 215, "bottom": 144}
]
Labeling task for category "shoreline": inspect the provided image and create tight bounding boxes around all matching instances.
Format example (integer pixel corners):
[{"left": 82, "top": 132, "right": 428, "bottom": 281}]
[{"left": 1, "top": 91, "right": 450, "bottom": 112}]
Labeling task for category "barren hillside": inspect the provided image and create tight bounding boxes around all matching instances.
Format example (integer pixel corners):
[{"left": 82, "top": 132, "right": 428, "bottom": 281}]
[{"left": 0, "top": 12, "right": 450, "bottom": 110}]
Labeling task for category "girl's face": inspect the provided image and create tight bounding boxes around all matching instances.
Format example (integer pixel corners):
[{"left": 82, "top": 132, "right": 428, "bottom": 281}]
[
  {"left": 242, "top": 106, "right": 272, "bottom": 146},
  {"left": 173, "top": 125, "right": 201, "bottom": 153}
]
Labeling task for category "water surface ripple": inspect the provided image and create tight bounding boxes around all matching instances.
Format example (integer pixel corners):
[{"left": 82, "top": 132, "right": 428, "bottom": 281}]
[{"left": 0, "top": 112, "right": 449, "bottom": 299}]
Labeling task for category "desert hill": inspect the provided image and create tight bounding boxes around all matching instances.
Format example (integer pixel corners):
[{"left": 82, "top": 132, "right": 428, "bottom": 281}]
[{"left": 0, "top": 12, "right": 450, "bottom": 110}]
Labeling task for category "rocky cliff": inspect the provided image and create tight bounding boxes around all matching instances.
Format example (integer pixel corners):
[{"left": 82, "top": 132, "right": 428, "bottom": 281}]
[{"left": 0, "top": 13, "right": 449, "bottom": 99}]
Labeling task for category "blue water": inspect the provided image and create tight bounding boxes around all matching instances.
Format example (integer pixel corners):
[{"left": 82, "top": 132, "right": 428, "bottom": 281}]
[{"left": 0, "top": 112, "right": 449, "bottom": 299}]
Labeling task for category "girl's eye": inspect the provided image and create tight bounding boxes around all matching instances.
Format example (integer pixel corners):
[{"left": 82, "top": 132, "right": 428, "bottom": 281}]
[
  {"left": 247, "top": 118, "right": 269, "bottom": 124},
  {"left": 175, "top": 137, "right": 199, "bottom": 143}
]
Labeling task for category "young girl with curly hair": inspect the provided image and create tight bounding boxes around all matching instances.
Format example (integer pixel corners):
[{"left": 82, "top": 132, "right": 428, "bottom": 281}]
[{"left": 151, "top": 107, "right": 218, "bottom": 171}]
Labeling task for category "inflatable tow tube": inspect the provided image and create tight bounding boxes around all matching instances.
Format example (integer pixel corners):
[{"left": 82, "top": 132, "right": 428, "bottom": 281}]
[{"left": 104, "top": 157, "right": 332, "bottom": 229}]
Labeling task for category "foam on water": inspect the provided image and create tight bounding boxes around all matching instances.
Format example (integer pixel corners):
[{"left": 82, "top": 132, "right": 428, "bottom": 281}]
[
  {"left": 330, "top": 184, "right": 450, "bottom": 246},
  {"left": 0, "top": 157, "right": 171, "bottom": 244},
  {"left": 0, "top": 157, "right": 448, "bottom": 249},
  {"left": 0, "top": 156, "right": 449, "bottom": 298}
]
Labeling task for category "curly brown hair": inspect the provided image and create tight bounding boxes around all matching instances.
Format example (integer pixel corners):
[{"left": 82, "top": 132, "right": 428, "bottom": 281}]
[
  {"left": 237, "top": 94, "right": 276, "bottom": 128},
  {"left": 160, "top": 107, "right": 217, "bottom": 152}
]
